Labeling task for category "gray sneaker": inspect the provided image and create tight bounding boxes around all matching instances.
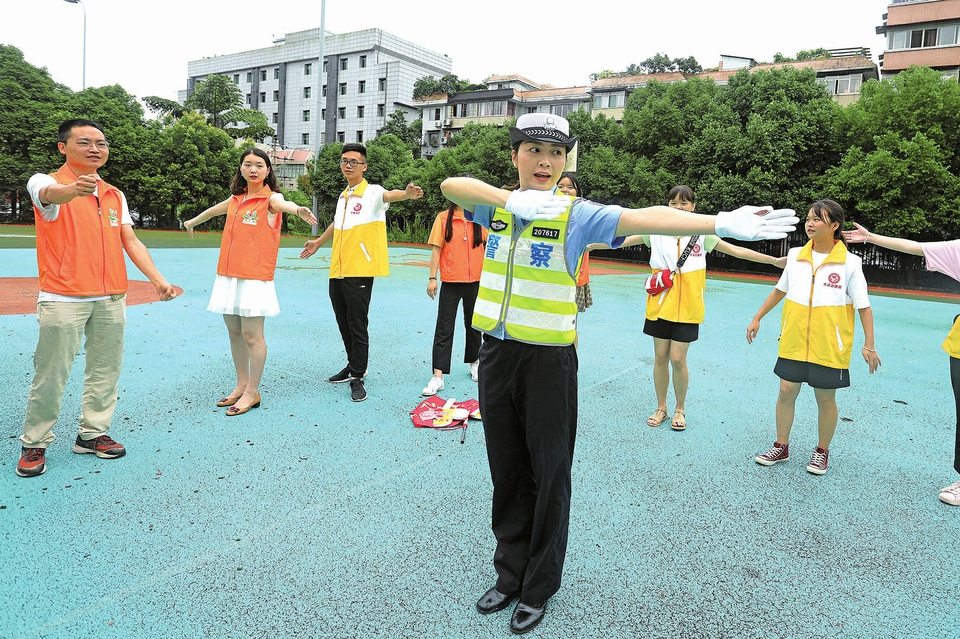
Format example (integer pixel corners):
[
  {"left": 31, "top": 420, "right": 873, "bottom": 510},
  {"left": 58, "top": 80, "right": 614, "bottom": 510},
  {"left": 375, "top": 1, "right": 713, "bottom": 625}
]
[{"left": 350, "top": 377, "right": 367, "bottom": 402}]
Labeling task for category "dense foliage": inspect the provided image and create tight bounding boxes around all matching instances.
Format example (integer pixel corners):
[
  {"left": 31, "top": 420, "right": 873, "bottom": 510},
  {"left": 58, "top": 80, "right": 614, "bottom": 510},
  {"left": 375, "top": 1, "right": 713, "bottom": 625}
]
[{"left": 3, "top": 43, "right": 959, "bottom": 242}]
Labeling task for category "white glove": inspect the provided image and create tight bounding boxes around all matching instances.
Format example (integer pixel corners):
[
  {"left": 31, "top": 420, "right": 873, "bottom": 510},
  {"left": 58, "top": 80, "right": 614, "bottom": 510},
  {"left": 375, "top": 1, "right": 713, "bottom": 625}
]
[
  {"left": 715, "top": 206, "right": 798, "bottom": 241},
  {"left": 505, "top": 189, "right": 570, "bottom": 221}
]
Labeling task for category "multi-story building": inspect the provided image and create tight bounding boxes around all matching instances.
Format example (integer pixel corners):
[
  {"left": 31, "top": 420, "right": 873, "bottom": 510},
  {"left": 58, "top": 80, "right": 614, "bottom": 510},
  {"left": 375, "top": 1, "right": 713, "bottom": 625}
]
[
  {"left": 417, "top": 52, "right": 877, "bottom": 157},
  {"left": 181, "top": 27, "right": 452, "bottom": 151},
  {"left": 417, "top": 75, "right": 591, "bottom": 159},
  {"left": 877, "top": 0, "right": 960, "bottom": 79}
]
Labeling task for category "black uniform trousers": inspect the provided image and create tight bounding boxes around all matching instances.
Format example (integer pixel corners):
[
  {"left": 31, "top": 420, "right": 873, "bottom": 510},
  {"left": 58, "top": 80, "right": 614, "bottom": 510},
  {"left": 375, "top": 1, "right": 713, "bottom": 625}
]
[
  {"left": 477, "top": 334, "right": 578, "bottom": 606},
  {"left": 950, "top": 356, "right": 960, "bottom": 474},
  {"left": 431, "top": 281, "right": 481, "bottom": 373},
  {"left": 329, "top": 277, "right": 374, "bottom": 378}
]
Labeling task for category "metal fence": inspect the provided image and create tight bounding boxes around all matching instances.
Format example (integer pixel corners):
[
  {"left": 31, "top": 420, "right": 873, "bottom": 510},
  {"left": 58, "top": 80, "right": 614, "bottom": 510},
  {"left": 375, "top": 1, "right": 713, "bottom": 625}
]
[{"left": 592, "top": 232, "right": 960, "bottom": 295}]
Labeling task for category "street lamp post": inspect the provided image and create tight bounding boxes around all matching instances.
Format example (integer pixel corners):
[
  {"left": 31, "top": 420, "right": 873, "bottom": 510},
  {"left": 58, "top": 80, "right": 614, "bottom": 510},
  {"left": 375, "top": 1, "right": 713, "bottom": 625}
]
[
  {"left": 311, "top": 0, "right": 326, "bottom": 235},
  {"left": 62, "top": 0, "right": 86, "bottom": 90}
]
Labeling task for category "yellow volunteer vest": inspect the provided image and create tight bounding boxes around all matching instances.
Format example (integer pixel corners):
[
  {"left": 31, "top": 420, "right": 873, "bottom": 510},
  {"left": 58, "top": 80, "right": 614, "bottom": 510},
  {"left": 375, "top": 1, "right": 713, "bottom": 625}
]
[
  {"left": 778, "top": 241, "right": 857, "bottom": 369},
  {"left": 330, "top": 180, "right": 389, "bottom": 278},
  {"left": 943, "top": 316, "right": 960, "bottom": 358},
  {"left": 473, "top": 205, "right": 578, "bottom": 345}
]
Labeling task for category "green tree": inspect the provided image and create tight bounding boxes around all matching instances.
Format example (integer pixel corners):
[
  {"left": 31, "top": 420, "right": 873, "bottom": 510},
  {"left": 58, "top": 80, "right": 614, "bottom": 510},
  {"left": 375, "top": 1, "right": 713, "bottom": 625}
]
[
  {"left": 412, "top": 73, "right": 482, "bottom": 99},
  {"left": 185, "top": 74, "right": 274, "bottom": 141},
  {"left": 378, "top": 110, "right": 422, "bottom": 156},
  {"left": 142, "top": 95, "right": 186, "bottom": 119},
  {"left": 0, "top": 45, "right": 70, "bottom": 220}
]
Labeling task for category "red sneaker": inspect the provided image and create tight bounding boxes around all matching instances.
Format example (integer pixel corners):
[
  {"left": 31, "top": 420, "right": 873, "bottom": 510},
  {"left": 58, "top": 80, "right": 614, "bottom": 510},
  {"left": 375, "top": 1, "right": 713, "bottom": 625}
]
[
  {"left": 16, "top": 447, "right": 46, "bottom": 477},
  {"left": 72, "top": 435, "right": 126, "bottom": 459},
  {"left": 806, "top": 447, "right": 829, "bottom": 475},
  {"left": 755, "top": 442, "right": 790, "bottom": 466}
]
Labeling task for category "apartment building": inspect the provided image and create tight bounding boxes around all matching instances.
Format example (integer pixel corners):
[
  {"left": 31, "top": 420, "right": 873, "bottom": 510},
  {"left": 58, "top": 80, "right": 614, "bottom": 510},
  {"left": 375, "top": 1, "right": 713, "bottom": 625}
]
[
  {"left": 877, "top": 0, "right": 960, "bottom": 78},
  {"left": 181, "top": 28, "right": 452, "bottom": 151}
]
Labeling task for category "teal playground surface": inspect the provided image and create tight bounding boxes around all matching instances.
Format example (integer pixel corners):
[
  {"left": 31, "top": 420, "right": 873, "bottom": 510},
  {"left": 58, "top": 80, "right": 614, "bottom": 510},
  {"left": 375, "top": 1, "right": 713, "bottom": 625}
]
[{"left": 1, "top": 245, "right": 959, "bottom": 639}]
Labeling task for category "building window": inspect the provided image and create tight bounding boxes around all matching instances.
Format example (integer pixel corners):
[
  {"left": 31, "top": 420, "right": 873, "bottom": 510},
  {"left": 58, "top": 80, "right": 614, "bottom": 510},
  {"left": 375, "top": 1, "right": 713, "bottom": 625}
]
[
  {"left": 360, "top": 55, "right": 367, "bottom": 68},
  {"left": 338, "top": 107, "right": 346, "bottom": 119},
  {"left": 607, "top": 94, "right": 622, "bottom": 108},
  {"left": 272, "top": 112, "right": 278, "bottom": 124},
  {"left": 339, "top": 83, "right": 347, "bottom": 96},
  {"left": 303, "top": 110, "right": 310, "bottom": 122},
  {"left": 357, "top": 130, "right": 364, "bottom": 142},
  {"left": 304, "top": 87, "right": 311, "bottom": 99},
  {"left": 377, "top": 104, "right": 385, "bottom": 117},
  {"left": 379, "top": 77, "right": 386, "bottom": 91},
  {"left": 358, "top": 80, "right": 366, "bottom": 93},
  {"left": 323, "top": 60, "right": 328, "bottom": 73},
  {"left": 526, "top": 106, "right": 539, "bottom": 114},
  {"left": 340, "top": 58, "right": 348, "bottom": 71},
  {"left": 466, "top": 102, "right": 479, "bottom": 117},
  {"left": 260, "top": 92, "right": 266, "bottom": 103},
  {"left": 550, "top": 104, "right": 573, "bottom": 117},
  {"left": 233, "top": 73, "right": 240, "bottom": 84},
  {"left": 304, "top": 63, "right": 312, "bottom": 75},
  {"left": 246, "top": 93, "right": 251, "bottom": 105},
  {"left": 889, "top": 25, "right": 960, "bottom": 50},
  {"left": 593, "top": 95, "right": 603, "bottom": 108},
  {"left": 302, "top": 133, "right": 310, "bottom": 144},
  {"left": 273, "top": 90, "right": 279, "bottom": 101},
  {"left": 820, "top": 73, "right": 864, "bottom": 95},
  {"left": 357, "top": 106, "right": 365, "bottom": 118},
  {"left": 337, "top": 132, "right": 345, "bottom": 142},
  {"left": 274, "top": 67, "right": 280, "bottom": 79},
  {"left": 321, "top": 108, "right": 326, "bottom": 119},
  {"left": 322, "top": 85, "right": 327, "bottom": 97},
  {"left": 261, "top": 69, "right": 267, "bottom": 81},
  {"left": 433, "top": 108, "right": 441, "bottom": 120},
  {"left": 246, "top": 71, "right": 253, "bottom": 83}
]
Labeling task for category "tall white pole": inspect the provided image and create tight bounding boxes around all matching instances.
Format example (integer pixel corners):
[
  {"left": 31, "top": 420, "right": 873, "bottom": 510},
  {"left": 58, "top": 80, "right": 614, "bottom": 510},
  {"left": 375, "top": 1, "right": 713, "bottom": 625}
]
[
  {"left": 311, "top": 0, "right": 326, "bottom": 235},
  {"left": 63, "top": 0, "right": 86, "bottom": 90}
]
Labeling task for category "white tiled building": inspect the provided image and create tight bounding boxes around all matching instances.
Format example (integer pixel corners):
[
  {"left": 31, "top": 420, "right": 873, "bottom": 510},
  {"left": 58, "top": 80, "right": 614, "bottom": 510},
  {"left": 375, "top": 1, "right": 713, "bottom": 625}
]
[{"left": 181, "top": 28, "right": 451, "bottom": 151}]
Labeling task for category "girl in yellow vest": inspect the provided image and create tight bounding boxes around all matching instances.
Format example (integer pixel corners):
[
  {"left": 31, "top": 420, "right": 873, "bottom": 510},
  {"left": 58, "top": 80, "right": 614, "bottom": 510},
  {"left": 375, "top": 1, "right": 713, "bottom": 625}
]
[
  {"left": 624, "top": 185, "right": 786, "bottom": 431},
  {"left": 183, "top": 148, "right": 316, "bottom": 416},
  {"left": 440, "top": 113, "right": 798, "bottom": 635},
  {"left": 842, "top": 222, "right": 960, "bottom": 505},
  {"left": 747, "top": 199, "right": 881, "bottom": 475}
]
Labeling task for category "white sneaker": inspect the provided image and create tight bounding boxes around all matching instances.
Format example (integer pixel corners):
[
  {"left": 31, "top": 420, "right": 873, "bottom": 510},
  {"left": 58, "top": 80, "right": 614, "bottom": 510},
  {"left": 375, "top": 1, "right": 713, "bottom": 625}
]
[
  {"left": 422, "top": 376, "right": 445, "bottom": 396},
  {"left": 939, "top": 479, "right": 960, "bottom": 506},
  {"left": 470, "top": 361, "right": 479, "bottom": 382}
]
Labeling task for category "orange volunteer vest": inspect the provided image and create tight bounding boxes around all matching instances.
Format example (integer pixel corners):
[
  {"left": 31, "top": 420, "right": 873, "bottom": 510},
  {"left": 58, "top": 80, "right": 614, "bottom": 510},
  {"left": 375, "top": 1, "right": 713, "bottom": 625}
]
[{"left": 216, "top": 185, "right": 281, "bottom": 281}]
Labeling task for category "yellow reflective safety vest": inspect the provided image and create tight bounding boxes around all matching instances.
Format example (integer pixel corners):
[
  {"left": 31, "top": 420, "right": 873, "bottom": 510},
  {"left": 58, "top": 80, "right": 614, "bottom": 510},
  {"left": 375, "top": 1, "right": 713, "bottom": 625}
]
[{"left": 473, "top": 205, "right": 579, "bottom": 345}]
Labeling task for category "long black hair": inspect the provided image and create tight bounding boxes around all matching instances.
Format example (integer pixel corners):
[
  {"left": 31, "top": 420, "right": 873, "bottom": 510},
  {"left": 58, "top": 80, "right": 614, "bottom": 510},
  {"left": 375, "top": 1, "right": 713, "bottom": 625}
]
[
  {"left": 808, "top": 198, "right": 846, "bottom": 244},
  {"left": 444, "top": 173, "right": 484, "bottom": 248},
  {"left": 230, "top": 148, "right": 280, "bottom": 195}
]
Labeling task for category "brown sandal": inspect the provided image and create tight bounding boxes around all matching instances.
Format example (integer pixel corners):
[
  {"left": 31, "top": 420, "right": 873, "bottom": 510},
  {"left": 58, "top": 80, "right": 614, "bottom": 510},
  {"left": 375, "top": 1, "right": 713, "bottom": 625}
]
[
  {"left": 671, "top": 409, "right": 686, "bottom": 431},
  {"left": 647, "top": 407, "right": 669, "bottom": 427}
]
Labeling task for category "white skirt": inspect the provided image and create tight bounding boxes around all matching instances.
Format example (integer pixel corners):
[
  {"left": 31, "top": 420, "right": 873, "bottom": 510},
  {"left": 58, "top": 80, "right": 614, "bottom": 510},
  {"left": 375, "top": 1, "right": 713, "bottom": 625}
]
[{"left": 207, "top": 275, "right": 280, "bottom": 317}]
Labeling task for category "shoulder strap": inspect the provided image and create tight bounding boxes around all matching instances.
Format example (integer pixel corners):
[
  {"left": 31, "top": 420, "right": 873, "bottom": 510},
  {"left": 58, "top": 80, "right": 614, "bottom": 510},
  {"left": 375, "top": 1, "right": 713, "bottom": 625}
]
[{"left": 675, "top": 236, "right": 700, "bottom": 270}]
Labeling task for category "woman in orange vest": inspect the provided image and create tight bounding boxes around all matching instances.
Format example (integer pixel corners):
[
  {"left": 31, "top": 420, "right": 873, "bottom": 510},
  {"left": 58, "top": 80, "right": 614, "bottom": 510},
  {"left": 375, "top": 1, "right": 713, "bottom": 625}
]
[
  {"left": 557, "top": 173, "right": 592, "bottom": 331},
  {"left": 183, "top": 148, "right": 317, "bottom": 416},
  {"left": 422, "top": 188, "right": 488, "bottom": 396}
]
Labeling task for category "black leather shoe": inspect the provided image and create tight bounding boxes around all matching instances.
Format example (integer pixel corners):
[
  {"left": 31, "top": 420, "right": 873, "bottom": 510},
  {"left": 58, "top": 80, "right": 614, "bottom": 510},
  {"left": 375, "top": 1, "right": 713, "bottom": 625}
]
[
  {"left": 510, "top": 601, "right": 546, "bottom": 635},
  {"left": 476, "top": 586, "right": 517, "bottom": 614}
]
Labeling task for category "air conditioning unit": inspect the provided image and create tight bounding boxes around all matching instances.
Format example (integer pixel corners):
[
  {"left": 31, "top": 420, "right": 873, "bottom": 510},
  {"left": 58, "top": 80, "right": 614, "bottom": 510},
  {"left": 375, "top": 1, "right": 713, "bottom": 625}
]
[
  {"left": 434, "top": 120, "right": 443, "bottom": 128},
  {"left": 442, "top": 118, "right": 452, "bottom": 126},
  {"left": 439, "top": 137, "right": 448, "bottom": 146}
]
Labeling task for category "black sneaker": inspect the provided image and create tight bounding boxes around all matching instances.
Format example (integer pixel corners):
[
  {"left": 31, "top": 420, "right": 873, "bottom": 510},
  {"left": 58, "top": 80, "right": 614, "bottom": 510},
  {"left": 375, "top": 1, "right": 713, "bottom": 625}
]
[
  {"left": 72, "top": 434, "right": 126, "bottom": 459},
  {"left": 350, "top": 377, "right": 367, "bottom": 402},
  {"left": 328, "top": 367, "right": 352, "bottom": 383}
]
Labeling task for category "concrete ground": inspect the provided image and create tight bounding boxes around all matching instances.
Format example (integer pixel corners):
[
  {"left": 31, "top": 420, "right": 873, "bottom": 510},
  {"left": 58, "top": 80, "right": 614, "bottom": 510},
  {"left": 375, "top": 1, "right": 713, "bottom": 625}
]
[{"left": 1, "top": 245, "right": 959, "bottom": 639}]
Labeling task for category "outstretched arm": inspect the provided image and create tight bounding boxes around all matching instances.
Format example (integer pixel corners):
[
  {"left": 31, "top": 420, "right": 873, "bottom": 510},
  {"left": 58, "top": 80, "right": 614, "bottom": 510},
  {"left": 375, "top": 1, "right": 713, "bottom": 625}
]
[
  {"left": 300, "top": 223, "right": 334, "bottom": 259},
  {"left": 746, "top": 288, "right": 787, "bottom": 344},
  {"left": 715, "top": 240, "right": 788, "bottom": 269},
  {"left": 841, "top": 222, "right": 924, "bottom": 256},
  {"left": 269, "top": 193, "right": 318, "bottom": 226},
  {"left": 383, "top": 183, "right": 424, "bottom": 203},
  {"left": 617, "top": 206, "right": 797, "bottom": 242},
  {"left": 182, "top": 199, "right": 230, "bottom": 239}
]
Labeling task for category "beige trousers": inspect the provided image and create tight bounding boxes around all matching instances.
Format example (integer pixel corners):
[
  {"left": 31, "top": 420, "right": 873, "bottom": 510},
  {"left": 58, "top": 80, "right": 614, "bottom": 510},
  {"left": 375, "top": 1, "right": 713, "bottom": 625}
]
[{"left": 20, "top": 297, "right": 126, "bottom": 448}]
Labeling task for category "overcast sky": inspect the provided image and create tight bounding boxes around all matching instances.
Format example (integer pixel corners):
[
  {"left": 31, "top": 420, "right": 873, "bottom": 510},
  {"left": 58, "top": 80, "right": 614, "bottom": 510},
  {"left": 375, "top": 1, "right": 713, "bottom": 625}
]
[{"left": 9, "top": 0, "right": 889, "bottom": 101}]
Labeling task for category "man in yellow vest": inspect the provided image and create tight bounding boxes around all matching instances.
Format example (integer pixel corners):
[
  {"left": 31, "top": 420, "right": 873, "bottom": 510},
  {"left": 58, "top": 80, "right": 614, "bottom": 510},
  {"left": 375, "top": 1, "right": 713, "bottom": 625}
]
[
  {"left": 300, "top": 143, "right": 423, "bottom": 402},
  {"left": 441, "top": 113, "right": 798, "bottom": 634},
  {"left": 17, "top": 119, "right": 181, "bottom": 478}
]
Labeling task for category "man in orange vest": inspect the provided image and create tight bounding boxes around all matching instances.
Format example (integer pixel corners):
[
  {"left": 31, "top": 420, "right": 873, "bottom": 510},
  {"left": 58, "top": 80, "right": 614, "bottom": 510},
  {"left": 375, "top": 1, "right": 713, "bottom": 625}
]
[{"left": 16, "top": 118, "right": 181, "bottom": 478}]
